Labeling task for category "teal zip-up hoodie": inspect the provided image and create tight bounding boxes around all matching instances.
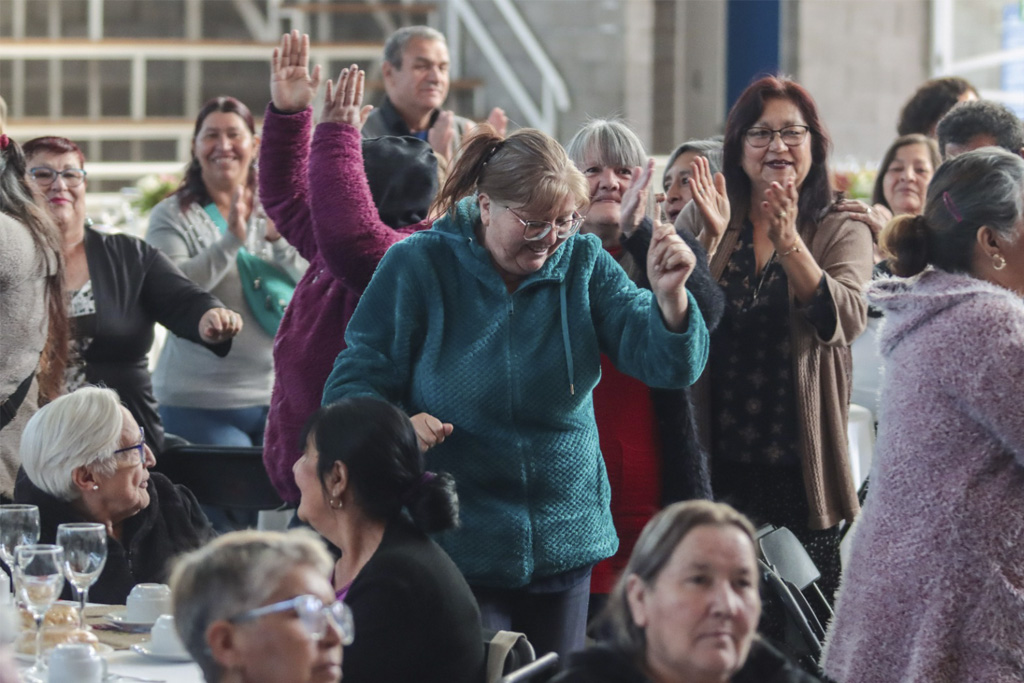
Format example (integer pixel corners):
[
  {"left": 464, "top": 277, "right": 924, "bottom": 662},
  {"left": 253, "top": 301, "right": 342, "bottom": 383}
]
[{"left": 323, "top": 196, "right": 709, "bottom": 588}]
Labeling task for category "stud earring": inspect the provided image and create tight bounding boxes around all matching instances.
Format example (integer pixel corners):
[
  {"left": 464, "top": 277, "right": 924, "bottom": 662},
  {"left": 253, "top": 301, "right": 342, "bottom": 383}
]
[{"left": 92, "top": 485, "right": 99, "bottom": 491}]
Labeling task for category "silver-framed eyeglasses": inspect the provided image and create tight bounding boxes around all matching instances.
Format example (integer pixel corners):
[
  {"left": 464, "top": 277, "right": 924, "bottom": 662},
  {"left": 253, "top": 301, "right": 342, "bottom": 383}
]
[
  {"left": 230, "top": 594, "right": 354, "bottom": 644},
  {"left": 744, "top": 125, "right": 810, "bottom": 148},
  {"left": 112, "top": 426, "right": 145, "bottom": 466},
  {"left": 504, "top": 206, "right": 584, "bottom": 241},
  {"left": 28, "top": 167, "right": 87, "bottom": 188}
]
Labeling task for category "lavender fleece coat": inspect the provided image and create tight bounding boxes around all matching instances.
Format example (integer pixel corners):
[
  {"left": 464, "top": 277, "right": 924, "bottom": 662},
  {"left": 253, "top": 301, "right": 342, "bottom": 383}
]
[
  {"left": 258, "top": 106, "right": 428, "bottom": 502},
  {"left": 823, "top": 269, "right": 1024, "bottom": 683}
]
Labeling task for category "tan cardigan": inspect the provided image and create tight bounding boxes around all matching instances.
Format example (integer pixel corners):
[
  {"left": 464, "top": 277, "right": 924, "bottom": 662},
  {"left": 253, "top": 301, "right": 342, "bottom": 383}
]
[{"left": 679, "top": 201, "right": 873, "bottom": 529}]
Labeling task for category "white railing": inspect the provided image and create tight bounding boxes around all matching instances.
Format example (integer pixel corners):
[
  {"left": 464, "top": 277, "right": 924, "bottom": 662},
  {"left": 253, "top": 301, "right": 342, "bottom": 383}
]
[{"left": 445, "top": 0, "right": 569, "bottom": 135}]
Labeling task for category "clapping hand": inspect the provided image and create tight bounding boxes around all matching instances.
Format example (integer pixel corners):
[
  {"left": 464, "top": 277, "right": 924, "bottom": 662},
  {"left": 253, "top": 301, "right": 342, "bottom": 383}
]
[
  {"left": 688, "top": 156, "right": 730, "bottom": 253},
  {"left": 271, "top": 30, "right": 322, "bottom": 114},
  {"left": 619, "top": 159, "right": 656, "bottom": 238},
  {"left": 428, "top": 111, "right": 456, "bottom": 163},
  {"left": 762, "top": 180, "right": 801, "bottom": 252},
  {"left": 321, "top": 64, "right": 373, "bottom": 129}
]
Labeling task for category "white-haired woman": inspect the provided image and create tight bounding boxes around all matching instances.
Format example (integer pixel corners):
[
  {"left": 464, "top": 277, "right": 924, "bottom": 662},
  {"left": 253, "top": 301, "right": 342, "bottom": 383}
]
[
  {"left": 171, "top": 529, "right": 351, "bottom": 683},
  {"left": 14, "top": 386, "right": 214, "bottom": 603}
]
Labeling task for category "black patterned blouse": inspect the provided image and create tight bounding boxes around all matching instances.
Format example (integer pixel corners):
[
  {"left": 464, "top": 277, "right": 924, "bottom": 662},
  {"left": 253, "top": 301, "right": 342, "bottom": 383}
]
[{"left": 710, "top": 221, "right": 835, "bottom": 466}]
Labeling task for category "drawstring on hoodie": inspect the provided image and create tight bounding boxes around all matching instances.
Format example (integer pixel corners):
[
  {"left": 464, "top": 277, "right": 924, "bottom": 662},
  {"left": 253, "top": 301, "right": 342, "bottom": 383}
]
[{"left": 559, "top": 281, "right": 574, "bottom": 395}]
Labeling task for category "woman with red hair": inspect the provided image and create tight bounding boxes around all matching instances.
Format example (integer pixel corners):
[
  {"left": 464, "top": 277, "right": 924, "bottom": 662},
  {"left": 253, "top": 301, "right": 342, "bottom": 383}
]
[{"left": 677, "top": 76, "right": 873, "bottom": 599}]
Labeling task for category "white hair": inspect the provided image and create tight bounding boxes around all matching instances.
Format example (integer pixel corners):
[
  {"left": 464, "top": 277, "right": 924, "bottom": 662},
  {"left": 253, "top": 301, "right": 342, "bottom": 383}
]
[
  {"left": 170, "top": 529, "right": 335, "bottom": 681},
  {"left": 20, "top": 386, "right": 123, "bottom": 500}
]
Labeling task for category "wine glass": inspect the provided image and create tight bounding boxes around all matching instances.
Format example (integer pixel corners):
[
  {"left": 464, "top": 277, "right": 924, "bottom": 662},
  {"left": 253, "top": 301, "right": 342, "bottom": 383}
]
[
  {"left": 56, "top": 523, "right": 107, "bottom": 629},
  {"left": 0, "top": 504, "right": 40, "bottom": 602},
  {"left": 14, "top": 544, "right": 65, "bottom": 681}
]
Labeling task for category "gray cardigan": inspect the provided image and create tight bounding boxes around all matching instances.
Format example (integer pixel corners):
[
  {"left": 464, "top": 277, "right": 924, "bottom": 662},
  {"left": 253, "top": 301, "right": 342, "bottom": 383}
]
[
  {"left": 0, "top": 213, "right": 56, "bottom": 495},
  {"left": 146, "top": 196, "right": 307, "bottom": 409}
]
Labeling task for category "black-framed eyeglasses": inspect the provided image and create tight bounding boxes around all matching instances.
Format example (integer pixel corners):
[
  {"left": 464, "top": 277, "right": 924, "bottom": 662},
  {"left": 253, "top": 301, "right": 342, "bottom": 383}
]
[
  {"left": 112, "top": 427, "right": 145, "bottom": 466},
  {"left": 504, "top": 206, "right": 584, "bottom": 242},
  {"left": 230, "top": 594, "right": 354, "bottom": 644},
  {"left": 743, "top": 125, "right": 810, "bottom": 148},
  {"left": 28, "top": 167, "right": 87, "bottom": 188}
]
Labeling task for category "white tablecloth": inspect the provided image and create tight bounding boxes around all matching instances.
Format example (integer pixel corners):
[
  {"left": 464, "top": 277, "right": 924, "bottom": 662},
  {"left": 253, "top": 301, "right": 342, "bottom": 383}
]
[{"left": 106, "top": 649, "right": 203, "bottom": 681}]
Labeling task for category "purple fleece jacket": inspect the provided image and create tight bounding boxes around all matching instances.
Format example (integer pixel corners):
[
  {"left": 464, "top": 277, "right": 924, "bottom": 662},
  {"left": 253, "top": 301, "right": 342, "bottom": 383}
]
[
  {"left": 258, "top": 106, "right": 428, "bottom": 502},
  {"left": 822, "top": 269, "right": 1024, "bottom": 682}
]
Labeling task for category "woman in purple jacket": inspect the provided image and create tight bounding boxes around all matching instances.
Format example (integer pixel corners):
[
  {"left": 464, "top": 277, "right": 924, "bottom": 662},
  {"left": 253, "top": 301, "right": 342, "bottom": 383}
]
[{"left": 258, "top": 31, "right": 437, "bottom": 502}]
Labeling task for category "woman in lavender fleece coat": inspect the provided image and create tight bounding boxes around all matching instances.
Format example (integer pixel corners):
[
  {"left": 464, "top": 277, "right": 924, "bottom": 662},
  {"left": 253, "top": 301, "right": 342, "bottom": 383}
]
[
  {"left": 258, "top": 32, "right": 435, "bottom": 502},
  {"left": 823, "top": 148, "right": 1024, "bottom": 682}
]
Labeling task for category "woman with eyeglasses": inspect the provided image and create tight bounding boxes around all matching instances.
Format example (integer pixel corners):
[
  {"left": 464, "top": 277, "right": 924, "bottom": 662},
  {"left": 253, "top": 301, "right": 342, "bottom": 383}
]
[
  {"left": 22, "top": 136, "right": 241, "bottom": 457},
  {"left": 14, "top": 386, "right": 214, "bottom": 604},
  {"left": 293, "top": 397, "right": 483, "bottom": 683},
  {"left": 171, "top": 529, "right": 349, "bottom": 683},
  {"left": 323, "top": 119, "right": 709, "bottom": 657},
  {"left": 677, "top": 76, "right": 873, "bottom": 604}
]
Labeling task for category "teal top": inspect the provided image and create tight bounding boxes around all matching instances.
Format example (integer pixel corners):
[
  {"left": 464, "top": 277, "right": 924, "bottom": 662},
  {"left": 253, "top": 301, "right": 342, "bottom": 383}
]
[{"left": 323, "top": 197, "right": 709, "bottom": 588}]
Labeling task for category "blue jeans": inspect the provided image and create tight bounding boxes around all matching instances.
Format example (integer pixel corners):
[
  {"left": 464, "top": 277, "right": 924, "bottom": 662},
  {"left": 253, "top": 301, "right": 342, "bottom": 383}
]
[
  {"left": 159, "top": 405, "right": 269, "bottom": 447},
  {"left": 473, "top": 565, "right": 592, "bottom": 660}
]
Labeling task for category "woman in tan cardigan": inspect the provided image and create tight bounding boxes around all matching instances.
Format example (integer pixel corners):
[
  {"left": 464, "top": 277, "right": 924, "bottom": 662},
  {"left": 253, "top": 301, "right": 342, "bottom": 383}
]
[{"left": 676, "top": 75, "right": 873, "bottom": 601}]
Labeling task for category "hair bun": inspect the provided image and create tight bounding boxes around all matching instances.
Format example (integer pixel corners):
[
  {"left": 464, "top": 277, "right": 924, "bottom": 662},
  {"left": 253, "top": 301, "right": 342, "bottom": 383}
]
[{"left": 881, "top": 214, "right": 930, "bottom": 277}]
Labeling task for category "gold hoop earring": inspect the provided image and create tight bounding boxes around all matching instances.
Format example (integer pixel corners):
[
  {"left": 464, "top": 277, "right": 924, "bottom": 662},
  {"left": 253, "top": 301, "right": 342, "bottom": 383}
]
[{"left": 993, "top": 254, "right": 1007, "bottom": 271}]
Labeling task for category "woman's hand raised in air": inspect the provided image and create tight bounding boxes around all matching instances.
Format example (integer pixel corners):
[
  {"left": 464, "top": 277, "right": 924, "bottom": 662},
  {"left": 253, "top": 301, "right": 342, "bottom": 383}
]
[
  {"left": 321, "top": 64, "right": 374, "bottom": 130},
  {"left": 271, "top": 30, "right": 322, "bottom": 114},
  {"left": 688, "top": 156, "right": 730, "bottom": 258}
]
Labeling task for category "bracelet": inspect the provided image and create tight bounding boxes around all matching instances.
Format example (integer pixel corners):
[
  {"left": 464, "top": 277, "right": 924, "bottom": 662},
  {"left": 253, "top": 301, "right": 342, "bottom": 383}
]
[{"left": 778, "top": 243, "right": 802, "bottom": 258}]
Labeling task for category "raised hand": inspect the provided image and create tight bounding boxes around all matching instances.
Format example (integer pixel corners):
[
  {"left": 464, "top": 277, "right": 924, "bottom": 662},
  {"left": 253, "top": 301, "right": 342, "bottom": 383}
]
[
  {"left": 619, "top": 158, "right": 656, "bottom": 238},
  {"left": 647, "top": 220, "right": 696, "bottom": 332},
  {"left": 486, "top": 107, "right": 508, "bottom": 138},
  {"left": 198, "top": 307, "right": 243, "bottom": 344},
  {"left": 271, "top": 30, "right": 322, "bottom": 114},
  {"left": 428, "top": 110, "right": 456, "bottom": 163},
  {"left": 321, "top": 64, "right": 373, "bottom": 129},
  {"left": 687, "top": 155, "right": 730, "bottom": 255},
  {"left": 410, "top": 412, "right": 454, "bottom": 453}
]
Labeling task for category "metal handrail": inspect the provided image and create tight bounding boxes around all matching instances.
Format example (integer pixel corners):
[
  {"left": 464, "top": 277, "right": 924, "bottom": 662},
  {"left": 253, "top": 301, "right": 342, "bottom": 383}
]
[{"left": 445, "top": 0, "right": 570, "bottom": 135}]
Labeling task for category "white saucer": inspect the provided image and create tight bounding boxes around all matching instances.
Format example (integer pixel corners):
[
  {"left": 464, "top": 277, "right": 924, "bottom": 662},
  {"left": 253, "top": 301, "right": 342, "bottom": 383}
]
[
  {"left": 15, "top": 642, "right": 113, "bottom": 663},
  {"left": 130, "top": 642, "right": 192, "bottom": 663},
  {"left": 105, "top": 611, "right": 156, "bottom": 629}
]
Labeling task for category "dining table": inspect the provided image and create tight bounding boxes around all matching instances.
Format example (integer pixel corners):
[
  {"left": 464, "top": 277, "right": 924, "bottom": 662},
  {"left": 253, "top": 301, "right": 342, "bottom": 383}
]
[{"left": 15, "top": 605, "right": 203, "bottom": 682}]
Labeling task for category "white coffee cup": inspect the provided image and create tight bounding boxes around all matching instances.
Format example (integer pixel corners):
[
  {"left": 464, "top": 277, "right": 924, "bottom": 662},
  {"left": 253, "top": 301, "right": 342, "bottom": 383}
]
[
  {"left": 149, "top": 614, "right": 189, "bottom": 659},
  {"left": 125, "top": 583, "right": 172, "bottom": 624},
  {"left": 48, "top": 642, "right": 107, "bottom": 683}
]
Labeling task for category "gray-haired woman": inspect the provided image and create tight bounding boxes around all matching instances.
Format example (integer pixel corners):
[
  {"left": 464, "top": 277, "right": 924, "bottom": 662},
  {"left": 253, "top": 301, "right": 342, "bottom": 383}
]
[
  {"left": 171, "top": 529, "right": 351, "bottom": 683},
  {"left": 662, "top": 139, "right": 723, "bottom": 225},
  {"left": 14, "top": 386, "right": 214, "bottom": 603},
  {"left": 553, "top": 500, "right": 817, "bottom": 683}
]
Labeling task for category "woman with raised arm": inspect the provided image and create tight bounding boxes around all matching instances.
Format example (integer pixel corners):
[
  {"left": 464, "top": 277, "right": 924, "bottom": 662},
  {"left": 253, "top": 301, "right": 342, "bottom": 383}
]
[
  {"left": 678, "top": 76, "right": 872, "bottom": 603},
  {"left": 258, "top": 31, "right": 437, "bottom": 504},
  {"left": 323, "top": 117, "right": 709, "bottom": 657}
]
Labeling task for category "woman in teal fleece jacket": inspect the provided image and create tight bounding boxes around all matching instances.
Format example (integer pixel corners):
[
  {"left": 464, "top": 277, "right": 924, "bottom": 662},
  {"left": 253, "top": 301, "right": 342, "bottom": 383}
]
[{"left": 322, "top": 126, "right": 709, "bottom": 658}]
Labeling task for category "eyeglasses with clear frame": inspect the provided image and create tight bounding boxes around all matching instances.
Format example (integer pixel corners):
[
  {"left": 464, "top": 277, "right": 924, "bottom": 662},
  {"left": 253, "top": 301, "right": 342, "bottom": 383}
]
[
  {"left": 743, "top": 125, "right": 810, "bottom": 148},
  {"left": 229, "top": 594, "right": 355, "bottom": 644},
  {"left": 112, "top": 427, "right": 146, "bottom": 467},
  {"left": 504, "top": 206, "right": 585, "bottom": 242},
  {"left": 28, "top": 167, "right": 87, "bottom": 188}
]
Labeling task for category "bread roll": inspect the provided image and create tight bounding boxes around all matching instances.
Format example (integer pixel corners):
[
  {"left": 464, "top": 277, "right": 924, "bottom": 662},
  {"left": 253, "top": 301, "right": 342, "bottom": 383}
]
[
  {"left": 17, "top": 626, "right": 98, "bottom": 655},
  {"left": 19, "top": 604, "right": 81, "bottom": 631}
]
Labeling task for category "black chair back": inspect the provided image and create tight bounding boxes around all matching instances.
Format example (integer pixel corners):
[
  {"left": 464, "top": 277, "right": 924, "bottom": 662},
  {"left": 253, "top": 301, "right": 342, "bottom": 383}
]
[{"left": 155, "top": 443, "right": 284, "bottom": 511}]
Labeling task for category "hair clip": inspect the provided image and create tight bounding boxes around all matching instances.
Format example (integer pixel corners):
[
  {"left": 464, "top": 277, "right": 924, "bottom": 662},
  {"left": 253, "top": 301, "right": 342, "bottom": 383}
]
[
  {"left": 0, "top": 134, "right": 9, "bottom": 151},
  {"left": 942, "top": 191, "right": 962, "bottom": 223}
]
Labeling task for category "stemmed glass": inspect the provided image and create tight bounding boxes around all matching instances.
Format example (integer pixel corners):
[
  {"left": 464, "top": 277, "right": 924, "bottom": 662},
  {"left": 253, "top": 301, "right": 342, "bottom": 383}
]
[
  {"left": 0, "top": 504, "right": 41, "bottom": 600},
  {"left": 56, "top": 523, "right": 107, "bottom": 629},
  {"left": 15, "top": 544, "right": 65, "bottom": 681}
]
